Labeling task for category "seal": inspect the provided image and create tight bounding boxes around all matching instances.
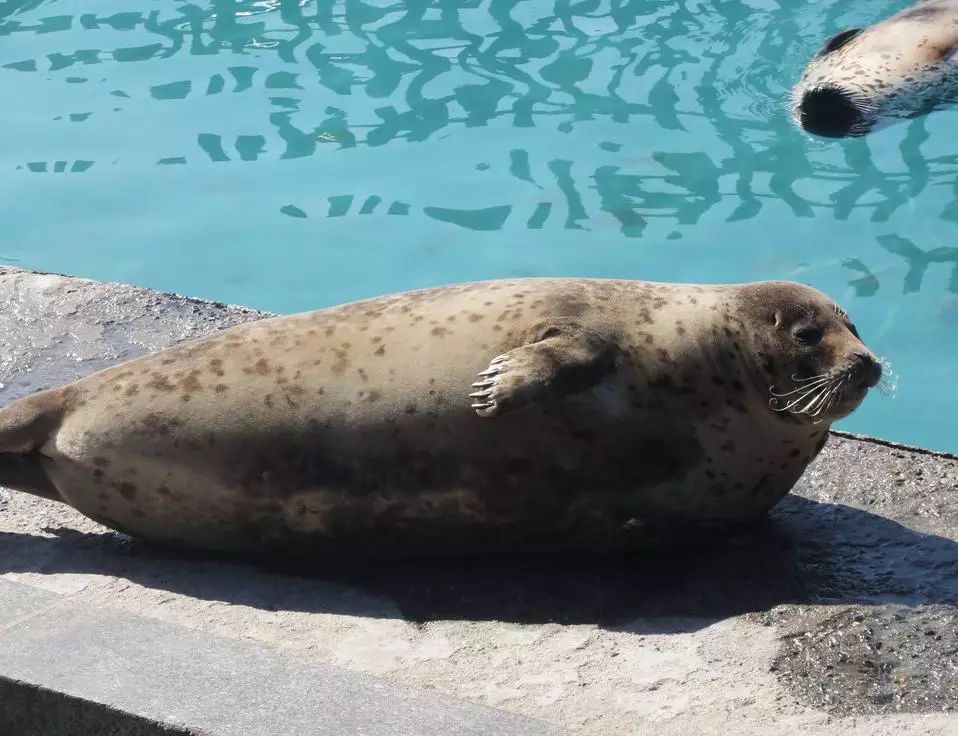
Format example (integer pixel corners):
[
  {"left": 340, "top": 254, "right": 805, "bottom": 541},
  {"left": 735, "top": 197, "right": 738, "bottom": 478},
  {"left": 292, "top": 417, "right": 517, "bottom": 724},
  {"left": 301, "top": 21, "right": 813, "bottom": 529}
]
[
  {"left": 0, "top": 278, "right": 882, "bottom": 557},
  {"left": 792, "top": 0, "right": 958, "bottom": 137}
]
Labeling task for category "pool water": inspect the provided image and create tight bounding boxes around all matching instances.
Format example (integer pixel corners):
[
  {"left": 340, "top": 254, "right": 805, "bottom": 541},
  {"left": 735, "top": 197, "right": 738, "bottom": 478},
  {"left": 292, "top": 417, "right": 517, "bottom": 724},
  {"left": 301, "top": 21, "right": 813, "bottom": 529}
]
[{"left": 1, "top": 0, "right": 955, "bottom": 452}]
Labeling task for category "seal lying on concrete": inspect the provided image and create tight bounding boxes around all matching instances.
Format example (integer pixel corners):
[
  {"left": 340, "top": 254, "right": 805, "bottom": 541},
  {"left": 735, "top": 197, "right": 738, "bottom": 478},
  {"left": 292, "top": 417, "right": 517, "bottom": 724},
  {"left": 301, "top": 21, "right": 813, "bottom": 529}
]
[
  {"left": 0, "top": 278, "right": 882, "bottom": 557},
  {"left": 792, "top": 0, "right": 958, "bottom": 137}
]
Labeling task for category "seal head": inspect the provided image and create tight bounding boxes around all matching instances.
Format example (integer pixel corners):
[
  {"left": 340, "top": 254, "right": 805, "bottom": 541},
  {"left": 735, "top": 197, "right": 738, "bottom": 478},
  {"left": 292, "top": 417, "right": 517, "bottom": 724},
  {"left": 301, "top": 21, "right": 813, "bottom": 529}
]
[
  {"left": 792, "top": 1, "right": 958, "bottom": 136},
  {"left": 737, "top": 282, "right": 882, "bottom": 423}
]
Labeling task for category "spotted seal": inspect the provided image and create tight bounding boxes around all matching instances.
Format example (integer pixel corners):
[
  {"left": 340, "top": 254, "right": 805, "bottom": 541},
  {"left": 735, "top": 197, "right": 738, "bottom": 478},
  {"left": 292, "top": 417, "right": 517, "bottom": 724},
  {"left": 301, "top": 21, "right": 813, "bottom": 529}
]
[
  {"left": 0, "top": 278, "right": 882, "bottom": 557},
  {"left": 792, "top": 0, "right": 958, "bottom": 137}
]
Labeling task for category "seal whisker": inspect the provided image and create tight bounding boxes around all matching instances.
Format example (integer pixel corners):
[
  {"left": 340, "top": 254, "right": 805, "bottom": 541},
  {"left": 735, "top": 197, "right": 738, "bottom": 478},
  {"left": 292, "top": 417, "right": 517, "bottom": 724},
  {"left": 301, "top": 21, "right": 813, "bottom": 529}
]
[
  {"left": 792, "top": 379, "right": 838, "bottom": 415},
  {"left": 877, "top": 356, "right": 899, "bottom": 397},
  {"left": 769, "top": 376, "right": 832, "bottom": 399},
  {"left": 811, "top": 376, "right": 851, "bottom": 423},
  {"left": 770, "top": 379, "right": 834, "bottom": 412},
  {"left": 807, "top": 378, "right": 846, "bottom": 418},
  {"left": 797, "top": 383, "right": 832, "bottom": 413},
  {"left": 791, "top": 372, "right": 829, "bottom": 383}
]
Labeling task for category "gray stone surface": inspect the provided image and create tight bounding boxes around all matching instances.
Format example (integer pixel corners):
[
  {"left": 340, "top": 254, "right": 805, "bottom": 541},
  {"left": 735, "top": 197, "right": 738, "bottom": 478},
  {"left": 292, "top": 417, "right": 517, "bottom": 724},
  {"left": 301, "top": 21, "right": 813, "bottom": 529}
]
[
  {"left": 0, "top": 578, "right": 564, "bottom": 736},
  {"left": 0, "top": 266, "right": 956, "bottom": 735}
]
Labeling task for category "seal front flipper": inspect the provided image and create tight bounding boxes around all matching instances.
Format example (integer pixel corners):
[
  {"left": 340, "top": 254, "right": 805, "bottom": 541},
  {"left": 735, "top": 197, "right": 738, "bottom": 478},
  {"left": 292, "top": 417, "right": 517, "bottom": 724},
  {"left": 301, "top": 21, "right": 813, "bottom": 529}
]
[{"left": 469, "top": 323, "right": 618, "bottom": 417}]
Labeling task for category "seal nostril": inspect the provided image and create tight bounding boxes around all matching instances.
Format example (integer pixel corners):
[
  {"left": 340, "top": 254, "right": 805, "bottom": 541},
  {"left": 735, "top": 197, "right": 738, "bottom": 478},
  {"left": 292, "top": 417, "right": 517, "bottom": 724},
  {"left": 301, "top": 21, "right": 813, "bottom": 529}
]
[
  {"left": 853, "top": 352, "right": 882, "bottom": 388},
  {"left": 798, "top": 87, "right": 864, "bottom": 137}
]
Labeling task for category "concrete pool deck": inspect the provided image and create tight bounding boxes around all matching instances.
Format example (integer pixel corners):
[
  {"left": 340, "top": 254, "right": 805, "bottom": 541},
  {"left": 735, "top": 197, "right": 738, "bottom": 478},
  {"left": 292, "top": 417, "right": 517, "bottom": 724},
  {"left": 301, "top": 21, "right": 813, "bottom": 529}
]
[{"left": 0, "top": 265, "right": 955, "bottom": 735}]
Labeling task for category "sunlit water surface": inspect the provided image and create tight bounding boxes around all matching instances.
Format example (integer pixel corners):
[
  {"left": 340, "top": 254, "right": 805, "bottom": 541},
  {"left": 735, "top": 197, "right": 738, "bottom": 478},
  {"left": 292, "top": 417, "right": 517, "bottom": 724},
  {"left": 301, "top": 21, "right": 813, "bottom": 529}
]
[{"left": 2, "top": 0, "right": 956, "bottom": 451}]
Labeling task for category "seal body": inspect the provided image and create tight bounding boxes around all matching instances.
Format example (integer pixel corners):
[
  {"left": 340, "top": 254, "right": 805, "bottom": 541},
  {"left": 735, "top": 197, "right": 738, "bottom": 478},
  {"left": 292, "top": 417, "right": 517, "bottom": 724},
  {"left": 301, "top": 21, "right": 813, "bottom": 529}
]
[
  {"left": 792, "top": 0, "right": 958, "bottom": 136},
  {"left": 0, "top": 278, "right": 881, "bottom": 557}
]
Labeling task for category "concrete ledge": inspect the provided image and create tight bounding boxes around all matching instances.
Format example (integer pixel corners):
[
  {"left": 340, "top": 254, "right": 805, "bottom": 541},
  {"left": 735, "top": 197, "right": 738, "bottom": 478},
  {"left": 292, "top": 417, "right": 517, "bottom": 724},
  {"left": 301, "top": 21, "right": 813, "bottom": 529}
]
[
  {"left": 0, "top": 578, "right": 563, "bottom": 736},
  {"left": 1, "top": 266, "right": 956, "bottom": 735},
  {"left": 0, "top": 678, "right": 194, "bottom": 736}
]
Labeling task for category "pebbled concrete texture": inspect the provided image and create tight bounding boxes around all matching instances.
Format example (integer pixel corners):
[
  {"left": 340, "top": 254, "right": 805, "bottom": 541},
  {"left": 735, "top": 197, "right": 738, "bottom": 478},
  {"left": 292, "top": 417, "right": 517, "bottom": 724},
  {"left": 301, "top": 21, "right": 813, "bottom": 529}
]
[{"left": 0, "top": 265, "right": 956, "bottom": 735}]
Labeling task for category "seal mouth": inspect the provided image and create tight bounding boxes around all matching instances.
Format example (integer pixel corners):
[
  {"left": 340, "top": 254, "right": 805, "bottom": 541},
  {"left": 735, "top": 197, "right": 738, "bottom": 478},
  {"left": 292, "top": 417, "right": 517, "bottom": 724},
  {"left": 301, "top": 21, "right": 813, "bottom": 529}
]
[
  {"left": 769, "top": 355, "right": 880, "bottom": 422},
  {"left": 797, "top": 86, "right": 868, "bottom": 137}
]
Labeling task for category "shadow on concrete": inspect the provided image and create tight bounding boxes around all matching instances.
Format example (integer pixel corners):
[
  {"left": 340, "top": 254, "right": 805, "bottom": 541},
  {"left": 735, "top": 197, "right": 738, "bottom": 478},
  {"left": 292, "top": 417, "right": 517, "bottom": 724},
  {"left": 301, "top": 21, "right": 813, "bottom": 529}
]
[{"left": 1, "top": 496, "right": 956, "bottom": 631}]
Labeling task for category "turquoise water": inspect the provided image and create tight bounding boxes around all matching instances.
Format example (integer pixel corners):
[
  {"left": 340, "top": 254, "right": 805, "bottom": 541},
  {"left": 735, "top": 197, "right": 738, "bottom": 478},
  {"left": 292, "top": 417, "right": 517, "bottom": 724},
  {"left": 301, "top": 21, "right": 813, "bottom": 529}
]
[{"left": 0, "top": 0, "right": 955, "bottom": 451}]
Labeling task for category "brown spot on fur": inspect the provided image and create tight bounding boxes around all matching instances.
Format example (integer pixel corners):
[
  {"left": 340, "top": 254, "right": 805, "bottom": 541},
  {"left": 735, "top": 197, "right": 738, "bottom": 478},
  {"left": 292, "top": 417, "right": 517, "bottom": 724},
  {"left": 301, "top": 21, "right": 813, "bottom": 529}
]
[
  {"left": 146, "top": 373, "right": 175, "bottom": 392},
  {"left": 180, "top": 371, "right": 202, "bottom": 393},
  {"left": 119, "top": 482, "right": 137, "bottom": 500},
  {"left": 157, "top": 485, "right": 171, "bottom": 496},
  {"left": 331, "top": 349, "right": 349, "bottom": 375},
  {"left": 431, "top": 326, "right": 449, "bottom": 338},
  {"left": 374, "top": 345, "right": 386, "bottom": 356},
  {"left": 93, "top": 457, "right": 110, "bottom": 467},
  {"left": 215, "top": 383, "right": 228, "bottom": 393}
]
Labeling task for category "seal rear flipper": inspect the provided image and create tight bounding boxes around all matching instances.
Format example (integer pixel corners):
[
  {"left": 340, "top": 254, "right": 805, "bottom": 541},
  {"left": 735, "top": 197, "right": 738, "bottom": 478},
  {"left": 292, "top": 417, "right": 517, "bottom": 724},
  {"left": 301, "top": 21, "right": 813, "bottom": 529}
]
[
  {"left": 0, "top": 390, "right": 64, "bottom": 500},
  {"left": 469, "top": 324, "right": 617, "bottom": 417}
]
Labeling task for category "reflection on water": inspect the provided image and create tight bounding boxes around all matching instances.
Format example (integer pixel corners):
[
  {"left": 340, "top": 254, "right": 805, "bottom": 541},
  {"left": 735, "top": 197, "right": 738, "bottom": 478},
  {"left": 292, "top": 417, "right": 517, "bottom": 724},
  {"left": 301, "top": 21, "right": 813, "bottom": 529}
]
[
  {"left": 5, "top": 1, "right": 958, "bottom": 232},
  {"left": 0, "top": 0, "right": 956, "bottom": 450}
]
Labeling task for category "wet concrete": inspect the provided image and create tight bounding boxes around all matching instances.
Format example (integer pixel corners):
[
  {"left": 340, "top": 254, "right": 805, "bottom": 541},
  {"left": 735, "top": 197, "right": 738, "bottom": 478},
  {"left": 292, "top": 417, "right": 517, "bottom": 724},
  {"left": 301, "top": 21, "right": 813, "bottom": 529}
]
[
  {"left": 773, "top": 604, "right": 958, "bottom": 716},
  {"left": 0, "top": 266, "right": 956, "bottom": 735}
]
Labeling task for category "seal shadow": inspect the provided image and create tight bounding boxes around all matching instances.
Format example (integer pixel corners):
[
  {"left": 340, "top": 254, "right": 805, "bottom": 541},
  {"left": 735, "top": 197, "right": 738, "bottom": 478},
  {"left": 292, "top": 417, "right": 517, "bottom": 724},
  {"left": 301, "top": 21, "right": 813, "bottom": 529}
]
[{"left": 0, "top": 495, "right": 955, "bottom": 631}]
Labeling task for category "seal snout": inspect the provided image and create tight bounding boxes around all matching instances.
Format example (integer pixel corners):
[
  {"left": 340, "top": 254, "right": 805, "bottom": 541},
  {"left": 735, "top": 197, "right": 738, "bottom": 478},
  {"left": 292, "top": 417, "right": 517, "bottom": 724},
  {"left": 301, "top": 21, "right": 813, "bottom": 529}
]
[
  {"left": 851, "top": 352, "right": 882, "bottom": 388},
  {"left": 797, "top": 87, "right": 864, "bottom": 137}
]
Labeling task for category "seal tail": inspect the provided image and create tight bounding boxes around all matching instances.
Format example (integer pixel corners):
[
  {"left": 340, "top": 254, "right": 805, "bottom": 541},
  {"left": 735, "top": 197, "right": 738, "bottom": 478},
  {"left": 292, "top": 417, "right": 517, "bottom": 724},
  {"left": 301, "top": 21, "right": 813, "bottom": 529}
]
[{"left": 0, "top": 390, "right": 63, "bottom": 501}]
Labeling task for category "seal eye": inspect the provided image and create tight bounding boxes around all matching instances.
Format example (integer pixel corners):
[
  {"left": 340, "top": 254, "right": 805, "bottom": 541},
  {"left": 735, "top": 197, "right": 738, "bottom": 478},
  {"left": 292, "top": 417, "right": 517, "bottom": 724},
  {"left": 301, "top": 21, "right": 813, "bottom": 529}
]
[
  {"left": 816, "top": 28, "right": 863, "bottom": 57},
  {"left": 847, "top": 322, "right": 861, "bottom": 339},
  {"left": 793, "top": 326, "right": 823, "bottom": 346}
]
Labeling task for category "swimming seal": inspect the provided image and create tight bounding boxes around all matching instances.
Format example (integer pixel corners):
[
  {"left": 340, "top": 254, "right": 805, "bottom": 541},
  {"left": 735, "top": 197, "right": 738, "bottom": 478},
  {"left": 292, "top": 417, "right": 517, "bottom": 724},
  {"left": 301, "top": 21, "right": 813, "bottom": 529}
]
[
  {"left": 792, "top": 0, "right": 958, "bottom": 137},
  {"left": 0, "top": 278, "right": 882, "bottom": 557}
]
